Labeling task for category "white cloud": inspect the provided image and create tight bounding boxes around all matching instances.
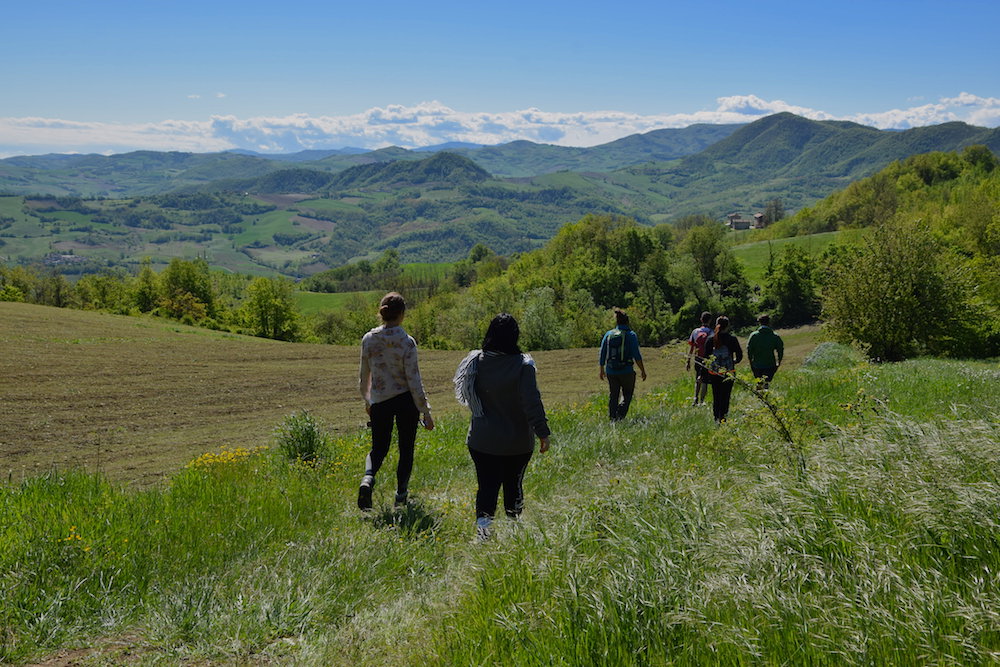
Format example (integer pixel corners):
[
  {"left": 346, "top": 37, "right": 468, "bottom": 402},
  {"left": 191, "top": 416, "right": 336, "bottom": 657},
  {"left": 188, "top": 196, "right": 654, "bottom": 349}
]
[{"left": 1, "top": 93, "right": 998, "bottom": 158}]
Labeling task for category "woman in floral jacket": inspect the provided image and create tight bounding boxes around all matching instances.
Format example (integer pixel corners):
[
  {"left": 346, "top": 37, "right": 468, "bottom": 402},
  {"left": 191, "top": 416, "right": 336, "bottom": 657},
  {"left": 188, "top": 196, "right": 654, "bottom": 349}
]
[{"left": 357, "top": 292, "right": 434, "bottom": 510}]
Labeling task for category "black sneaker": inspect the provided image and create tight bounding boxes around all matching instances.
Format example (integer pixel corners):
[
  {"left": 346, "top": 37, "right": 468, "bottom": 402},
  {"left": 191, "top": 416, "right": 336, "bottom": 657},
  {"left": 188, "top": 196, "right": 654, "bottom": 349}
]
[
  {"left": 357, "top": 481, "right": 373, "bottom": 511},
  {"left": 394, "top": 491, "right": 408, "bottom": 507}
]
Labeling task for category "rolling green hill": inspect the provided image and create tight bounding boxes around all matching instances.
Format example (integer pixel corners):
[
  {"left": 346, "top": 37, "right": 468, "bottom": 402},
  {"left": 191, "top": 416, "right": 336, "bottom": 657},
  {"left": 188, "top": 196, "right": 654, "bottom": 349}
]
[{"left": 2, "top": 114, "right": 998, "bottom": 274}]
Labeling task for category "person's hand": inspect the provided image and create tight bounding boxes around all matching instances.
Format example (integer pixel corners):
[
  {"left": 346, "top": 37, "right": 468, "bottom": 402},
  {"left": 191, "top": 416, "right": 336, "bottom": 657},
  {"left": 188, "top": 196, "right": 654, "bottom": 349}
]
[
  {"left": 641, "top": 370, "right": 647, "bottom": 382},
  {"left": 365, "top": 403, "right": 371, "bottom": 416},
  {"left": 686, "top": 359, "right": 691, "bottom": 371},
  {"left": 422, "top": 414, "right": 435, "bottom": 431},
  {"left": 599, "top": 368, "right": 606, "bottom": 381},
  {"left": 539, "top": 436, "right": 550, "bottom": 453}
]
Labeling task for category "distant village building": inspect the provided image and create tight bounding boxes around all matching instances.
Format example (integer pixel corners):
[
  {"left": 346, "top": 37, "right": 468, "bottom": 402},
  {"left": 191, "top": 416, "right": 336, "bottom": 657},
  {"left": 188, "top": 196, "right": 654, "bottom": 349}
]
[
  {"left": 726, "top": 213, "right": 752, "bottom": 230},
  {"left": 43, "top": 253, "right": 86, "bottom": 266},
  {"left": 726, "top": 212, "right": 769, "bottom": 230}
]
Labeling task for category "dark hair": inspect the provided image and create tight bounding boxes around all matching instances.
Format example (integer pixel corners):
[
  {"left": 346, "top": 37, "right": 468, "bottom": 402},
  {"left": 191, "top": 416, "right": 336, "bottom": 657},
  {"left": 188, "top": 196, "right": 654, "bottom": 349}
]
[
  {"left": 378, "top": 292, "right": 406, "bottom": 323},
  {"left": 757, "top": 313, "right": 770, "bottom": 326},
  {"left": 614, "top": 308, "right": 630, "bottom": 327},
  {"left": 482, "top": 313, "right": 522, "bottom": 354},
  {"left": 715, "top": 315, "right": 730, "bottom": 341},
  {"left": 701, "top": 311, "right": 712, "bottom": 325}
]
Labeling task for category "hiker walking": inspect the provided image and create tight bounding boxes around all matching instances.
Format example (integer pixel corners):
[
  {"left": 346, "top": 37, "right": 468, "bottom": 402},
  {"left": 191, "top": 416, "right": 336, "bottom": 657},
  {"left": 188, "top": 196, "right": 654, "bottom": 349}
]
[
  {"left": 599, "top": 309, "right": 647, "bottom": 422},
  {"left": 357, "top": 292, "right": 434, "bottom": 510},
  {"left": 704, "top": 315, "right": 743, "bottom": 423},
  {"left": 746, "top": 313, "right": 784, "bottom": 390},
  {"left": 454, "top": 314, "right": 550, "bottom": 541},
  {"left": 686, "top": 311, "right": 714, "bottom": 406}
]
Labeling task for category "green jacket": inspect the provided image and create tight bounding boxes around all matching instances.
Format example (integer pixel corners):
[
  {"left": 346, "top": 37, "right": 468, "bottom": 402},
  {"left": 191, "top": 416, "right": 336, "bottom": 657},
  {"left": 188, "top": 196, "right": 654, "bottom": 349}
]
[{"left": 746, "top": 326, "right": 784, "bottom": 369}]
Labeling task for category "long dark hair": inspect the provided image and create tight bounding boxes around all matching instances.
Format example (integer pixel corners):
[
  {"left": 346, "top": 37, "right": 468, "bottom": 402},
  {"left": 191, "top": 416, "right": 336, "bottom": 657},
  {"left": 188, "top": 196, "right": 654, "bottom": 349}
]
[{"left": 482, "top": 313, "right": 522, "bottom": 354}]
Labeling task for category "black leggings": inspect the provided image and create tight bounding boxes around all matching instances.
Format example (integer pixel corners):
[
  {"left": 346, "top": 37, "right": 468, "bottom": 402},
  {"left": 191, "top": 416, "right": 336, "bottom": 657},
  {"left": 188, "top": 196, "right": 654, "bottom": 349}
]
[
  {"left": 711, "top": 377, "right": 734, "bottom": 422},
  {"left": 469, "top": 448, "right": 533, "bottom": 519},
  {"left": 365, "top": 392, "right": 420, "bottom": 492}
]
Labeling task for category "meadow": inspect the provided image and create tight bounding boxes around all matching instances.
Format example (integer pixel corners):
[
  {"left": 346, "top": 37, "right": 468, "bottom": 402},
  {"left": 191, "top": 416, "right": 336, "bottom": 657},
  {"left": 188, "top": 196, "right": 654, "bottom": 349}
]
[
  {"left": 730, "top": 230, "right": 859, "bottom": 284},
  {"left": 3, "top": 301, "right": 999, "bottom": 664}
]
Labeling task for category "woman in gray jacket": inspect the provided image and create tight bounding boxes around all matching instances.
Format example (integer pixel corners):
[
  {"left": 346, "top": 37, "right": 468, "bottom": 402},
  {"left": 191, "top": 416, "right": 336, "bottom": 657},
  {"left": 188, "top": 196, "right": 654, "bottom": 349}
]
[{"left": 454, "top": 314, "right": 550, "bottom": 540}]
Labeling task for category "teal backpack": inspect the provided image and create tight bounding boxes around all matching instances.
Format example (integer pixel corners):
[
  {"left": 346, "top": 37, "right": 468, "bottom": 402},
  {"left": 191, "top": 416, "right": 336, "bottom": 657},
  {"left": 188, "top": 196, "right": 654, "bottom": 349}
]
[{"left": 606, "top": 328, "right": 632, "bottom": 371}]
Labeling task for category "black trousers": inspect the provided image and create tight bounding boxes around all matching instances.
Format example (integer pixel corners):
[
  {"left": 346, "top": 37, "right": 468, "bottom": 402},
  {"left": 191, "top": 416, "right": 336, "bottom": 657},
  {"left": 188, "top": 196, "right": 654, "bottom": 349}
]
[
  {"left": 710, "top": 377, "right": 735, "bottom": 422},
  {"left": 469, "top": 448, "right": 533, "bottom": 519},
  {"left": 607, "top": 372, "right": 636, "bottom": 421},
  {"left": 365, "top": 392, "right": 420, "bottom": 492}
]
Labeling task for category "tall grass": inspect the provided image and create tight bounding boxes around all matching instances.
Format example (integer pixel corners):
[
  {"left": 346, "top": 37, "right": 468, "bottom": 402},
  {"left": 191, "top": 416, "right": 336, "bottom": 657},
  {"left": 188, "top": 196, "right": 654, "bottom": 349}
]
[{"left": 2, "top": 345, "right": 999, "bottom": 664}]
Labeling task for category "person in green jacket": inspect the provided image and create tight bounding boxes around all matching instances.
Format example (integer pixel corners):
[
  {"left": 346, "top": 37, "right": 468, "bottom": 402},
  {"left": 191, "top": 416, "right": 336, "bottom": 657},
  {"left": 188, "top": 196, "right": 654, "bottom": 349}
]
[{"left": 746, "top": 314, "right": 784, "bottom": 389}]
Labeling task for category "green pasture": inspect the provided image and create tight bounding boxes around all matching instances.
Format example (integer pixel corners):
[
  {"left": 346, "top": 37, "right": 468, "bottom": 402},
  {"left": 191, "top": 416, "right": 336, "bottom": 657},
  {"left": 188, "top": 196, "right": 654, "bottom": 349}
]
[
  {"left": 294, "top": 290, "right": 380, "bottom": 315},
  {"left": 295, "top": 198, "right": 365, "bottom": 214},
  {"left": 733, "top": 230, "right": 852, "bottom": 283},
  {"left": 232, "top": 209, "right": 299, "bottom": 246}
]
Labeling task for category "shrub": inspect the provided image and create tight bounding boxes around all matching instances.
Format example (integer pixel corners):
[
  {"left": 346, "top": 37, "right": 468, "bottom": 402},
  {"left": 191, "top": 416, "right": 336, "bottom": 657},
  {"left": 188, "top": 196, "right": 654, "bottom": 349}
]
[
  {"left": 820, "top": 221, "right": 977, "bottom": 361},
  {"left": 273, "top": 411, "right": 330, "bottom": 462}
]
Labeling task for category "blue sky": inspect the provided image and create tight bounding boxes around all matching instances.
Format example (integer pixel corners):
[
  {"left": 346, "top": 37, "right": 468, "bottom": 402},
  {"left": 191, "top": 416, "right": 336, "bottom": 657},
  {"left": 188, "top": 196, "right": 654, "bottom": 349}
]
[{"left": 3, "top": 0, "right": 999, "bottom": 156}]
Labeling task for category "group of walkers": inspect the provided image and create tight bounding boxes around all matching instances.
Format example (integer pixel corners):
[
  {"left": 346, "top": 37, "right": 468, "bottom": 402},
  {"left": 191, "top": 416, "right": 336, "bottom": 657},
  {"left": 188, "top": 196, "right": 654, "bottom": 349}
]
[
  {"left": 356, "top": 291, "right": 783, "bottom": 540},
  {"left": 685, "top": 311, "right": 784, "bottom": 421}
]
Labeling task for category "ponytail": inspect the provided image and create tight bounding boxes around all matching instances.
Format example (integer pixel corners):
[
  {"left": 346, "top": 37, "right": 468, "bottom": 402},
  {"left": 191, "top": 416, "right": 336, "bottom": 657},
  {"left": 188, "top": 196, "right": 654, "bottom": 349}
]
[
  {"left": 715, "top": 315, "right": 730, "bottom": 342},
  {"left": 378, "top": 292, "right": 406, "bottom": 323}
]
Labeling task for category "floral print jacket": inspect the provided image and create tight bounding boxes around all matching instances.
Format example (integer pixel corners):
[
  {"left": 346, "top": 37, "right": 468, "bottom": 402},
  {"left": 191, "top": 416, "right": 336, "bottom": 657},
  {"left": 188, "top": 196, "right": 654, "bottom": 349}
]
[{"left": 358, "top": 325, "right": 431, "bottom": 415}]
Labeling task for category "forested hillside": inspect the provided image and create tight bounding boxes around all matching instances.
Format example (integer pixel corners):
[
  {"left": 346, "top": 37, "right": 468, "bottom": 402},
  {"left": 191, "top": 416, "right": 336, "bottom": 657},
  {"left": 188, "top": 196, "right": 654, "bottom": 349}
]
[
  {"left": 2, "top": 115, "right": 998, "bottom": 275},
  {"left": 3, "top": 145, "right": 999, "bottom": 359}
]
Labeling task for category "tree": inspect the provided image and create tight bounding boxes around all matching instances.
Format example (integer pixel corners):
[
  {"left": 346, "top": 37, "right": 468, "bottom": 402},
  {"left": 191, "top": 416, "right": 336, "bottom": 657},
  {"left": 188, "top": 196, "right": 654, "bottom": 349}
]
[
  {"left": 762, "top": 245, "right": 819, "bottom": 326},
  {"left": 159, "top": 258, "right": 215, "bottom": 320},
  {"left": 821, "top": 222, "right": 973, "bottom": 360},
  {"left": 132, "top": 259, "right": 160, "bottom": 313},
  {"left": 519, "top": 287, "right": 566, "bottom": 351},
  {"left": 681, "top": 223, "right": 726, "bottom": 283},
  {"left": 763, "top": 198, "right": 785, "bottom": 225},
  {"left": 241, "top": 276, "right": 299, "bottom": 341}
]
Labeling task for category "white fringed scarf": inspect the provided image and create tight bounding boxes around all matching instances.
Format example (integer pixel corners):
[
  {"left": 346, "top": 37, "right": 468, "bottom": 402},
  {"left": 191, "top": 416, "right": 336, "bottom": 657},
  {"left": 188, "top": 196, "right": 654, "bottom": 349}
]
[
  {"left": 454, "top": 350, "right": 536, "bottom": 418},
  {"left": 453, "top": 350, "right": 484, "bottom": 417}
]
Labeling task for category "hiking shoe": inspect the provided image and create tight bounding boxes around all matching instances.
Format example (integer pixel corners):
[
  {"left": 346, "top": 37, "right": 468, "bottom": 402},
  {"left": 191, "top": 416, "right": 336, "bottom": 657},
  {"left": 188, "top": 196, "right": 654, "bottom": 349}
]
[
  {"left": 475, "top": 516, "right": 492, "bottom": 542},
  {"left": 394, "top": 491, "right": 408, "bottom": 507},
  {"left": 357, "top": 477, "right": 374, "bottom": 511}
]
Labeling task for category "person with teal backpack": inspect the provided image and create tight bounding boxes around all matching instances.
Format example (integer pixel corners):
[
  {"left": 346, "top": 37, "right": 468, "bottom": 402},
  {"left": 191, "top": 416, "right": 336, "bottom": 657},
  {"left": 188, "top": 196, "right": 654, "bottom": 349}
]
[{"left": 599, "top": 309, "right": 647, "bottom": 421}]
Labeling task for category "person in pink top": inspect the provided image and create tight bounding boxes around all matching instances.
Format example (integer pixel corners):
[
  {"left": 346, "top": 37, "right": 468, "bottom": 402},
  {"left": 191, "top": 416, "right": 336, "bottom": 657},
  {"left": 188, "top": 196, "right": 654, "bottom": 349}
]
[{"left": 357, "top": 292, "right": 434, "bottom": 510}]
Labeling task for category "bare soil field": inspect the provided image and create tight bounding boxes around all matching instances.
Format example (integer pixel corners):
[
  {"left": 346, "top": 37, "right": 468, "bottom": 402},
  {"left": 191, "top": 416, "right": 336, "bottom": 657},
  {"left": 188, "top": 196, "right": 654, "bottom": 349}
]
[{"left": 1, "top": 302, "right": 818, "bottom": 485}]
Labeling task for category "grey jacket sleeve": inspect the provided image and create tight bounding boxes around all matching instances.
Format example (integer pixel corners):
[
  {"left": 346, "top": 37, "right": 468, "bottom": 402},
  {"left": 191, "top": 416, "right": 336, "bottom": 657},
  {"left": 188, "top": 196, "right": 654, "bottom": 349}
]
[{"left": 518, "top": 362, "right": 551, "bottom": 439}]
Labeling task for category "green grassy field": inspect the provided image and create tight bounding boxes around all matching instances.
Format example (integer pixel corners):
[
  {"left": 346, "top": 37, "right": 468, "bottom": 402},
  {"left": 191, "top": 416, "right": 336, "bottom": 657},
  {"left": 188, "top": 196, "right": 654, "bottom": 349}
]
[
  {"left": 731, "top": 230, "right": 861, "bottom": 284},
  {"left": 294, "top": 290, "right": 381, "bottom": 315},
  {"left": 4, "top": 302, "right": 999, "bottom": 665}
]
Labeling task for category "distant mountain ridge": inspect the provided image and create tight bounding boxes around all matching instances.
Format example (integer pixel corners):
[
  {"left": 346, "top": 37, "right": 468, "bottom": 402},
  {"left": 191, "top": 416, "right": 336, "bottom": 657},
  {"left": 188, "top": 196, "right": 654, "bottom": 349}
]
[
  {"left": 3, "top": 113, "right": 1000, "bottom": 277},
  {"left": 0, "top": 123, "right": 745, "bottom": 197}
]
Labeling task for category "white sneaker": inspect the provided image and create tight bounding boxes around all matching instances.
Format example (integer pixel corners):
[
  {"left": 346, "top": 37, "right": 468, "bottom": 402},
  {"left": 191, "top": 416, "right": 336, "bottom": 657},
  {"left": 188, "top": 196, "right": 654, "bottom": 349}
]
[{"left": 475, "top": 516, "right": 492, "bottom": 542}]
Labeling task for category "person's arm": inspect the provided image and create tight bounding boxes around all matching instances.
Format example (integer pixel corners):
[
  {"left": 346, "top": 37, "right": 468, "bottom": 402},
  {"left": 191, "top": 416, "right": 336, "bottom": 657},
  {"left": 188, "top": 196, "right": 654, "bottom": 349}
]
[
  {"left": 598, "top": 332, "right": 608, "bottom": 380},
  {"left": 776, "top": 334, "right": 784, "bottom": 365},
  {"left": 403, "top": 339, "right": 434, "bottom": 429},
  {"left": 359, "top": 337, "right": 372, "bottom": 414},
  {"left": 519, "top": 362, "right": 551, "bottom": 444},
  {"left": 732, "top": 334, "right": 744, "bottom": 365},
  {"left": 630, "top": 332, "right": 646, "bottom": 381}
]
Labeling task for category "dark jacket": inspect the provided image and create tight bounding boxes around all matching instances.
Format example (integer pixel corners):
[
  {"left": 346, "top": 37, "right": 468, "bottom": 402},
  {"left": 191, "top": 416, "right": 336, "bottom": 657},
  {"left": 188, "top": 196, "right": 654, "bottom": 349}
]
[
  {"left": 746, "top": 326, "right": 784, "bottom": 369},
  {"left": 467, "top": 353, "right": 550, "bottom": 456},
  {"left": 704, "top": 331, "right": 743, "bottom": 378}
]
